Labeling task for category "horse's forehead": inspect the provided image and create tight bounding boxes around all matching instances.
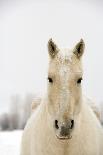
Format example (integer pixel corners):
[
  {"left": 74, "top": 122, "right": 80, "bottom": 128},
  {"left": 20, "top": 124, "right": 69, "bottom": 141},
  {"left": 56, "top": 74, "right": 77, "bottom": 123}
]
[
  {"left": 58, "top": 48, "right": 73, "bottom": 64},
  {"left": 49, "top": 48, "right": 82, "bottom": 75}
]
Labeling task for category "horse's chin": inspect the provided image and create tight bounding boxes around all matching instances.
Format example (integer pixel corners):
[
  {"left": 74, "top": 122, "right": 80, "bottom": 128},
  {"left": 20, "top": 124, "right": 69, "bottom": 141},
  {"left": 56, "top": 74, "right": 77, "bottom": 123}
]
[{"left": 56, "top": 134, "right": 72, "bottom": 140}]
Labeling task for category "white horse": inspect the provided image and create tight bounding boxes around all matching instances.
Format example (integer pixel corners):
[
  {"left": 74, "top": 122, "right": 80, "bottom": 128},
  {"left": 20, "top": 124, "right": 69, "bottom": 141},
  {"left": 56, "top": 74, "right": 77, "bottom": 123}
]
[{"left": 21, "top": 39, "right": 103, "bottom": 155}]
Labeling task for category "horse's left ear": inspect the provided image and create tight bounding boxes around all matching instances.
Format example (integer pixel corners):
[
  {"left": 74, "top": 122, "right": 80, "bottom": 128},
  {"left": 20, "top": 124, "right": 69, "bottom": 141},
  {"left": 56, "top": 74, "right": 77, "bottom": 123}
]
[{"left": 73, "top": 39, "right": 85, "bottom": 59}]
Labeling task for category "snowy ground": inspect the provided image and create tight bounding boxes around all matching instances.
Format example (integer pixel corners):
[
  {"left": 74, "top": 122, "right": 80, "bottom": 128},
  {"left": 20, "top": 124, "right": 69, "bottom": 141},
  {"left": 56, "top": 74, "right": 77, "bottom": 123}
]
[{"left": 0, "top": 130, "right": 22, "bottom": 155}]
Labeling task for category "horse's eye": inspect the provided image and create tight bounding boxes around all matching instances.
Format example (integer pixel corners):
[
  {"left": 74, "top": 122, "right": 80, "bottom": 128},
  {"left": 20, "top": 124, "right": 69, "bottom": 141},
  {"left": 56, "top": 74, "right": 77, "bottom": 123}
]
[
  {"left": 77, "top": 78, "right": 82, "bottom": 84},
  {"left": 48, "top": 77, "right": 53, "bottom": 83}
]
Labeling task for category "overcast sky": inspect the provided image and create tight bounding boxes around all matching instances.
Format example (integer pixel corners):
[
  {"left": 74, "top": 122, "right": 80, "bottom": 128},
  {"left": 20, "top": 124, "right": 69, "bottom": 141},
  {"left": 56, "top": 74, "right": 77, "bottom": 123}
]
[{"left": 0, "top": 0, "right": 103, "bottom": 112}]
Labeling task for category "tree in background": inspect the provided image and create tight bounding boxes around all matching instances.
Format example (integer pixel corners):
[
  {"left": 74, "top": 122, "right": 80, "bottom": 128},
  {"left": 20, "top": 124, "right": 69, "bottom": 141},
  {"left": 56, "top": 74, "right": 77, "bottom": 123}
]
[{"left": 0, "top": 93, "right": 40, "bottom": 131}]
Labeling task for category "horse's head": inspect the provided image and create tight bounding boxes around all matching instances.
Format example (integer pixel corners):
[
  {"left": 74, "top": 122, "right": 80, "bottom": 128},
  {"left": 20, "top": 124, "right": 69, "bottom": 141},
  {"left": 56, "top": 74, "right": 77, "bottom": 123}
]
[{"left": 47, "top": 38, "right": 85, "bottom": 140}]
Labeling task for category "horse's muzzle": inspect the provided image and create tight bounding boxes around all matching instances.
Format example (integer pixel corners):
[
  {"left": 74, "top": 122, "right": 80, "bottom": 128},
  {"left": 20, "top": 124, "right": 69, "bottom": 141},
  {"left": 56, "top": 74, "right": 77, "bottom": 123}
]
[{"left": 55, "top": 119, "right": 74, "bottom": 139}]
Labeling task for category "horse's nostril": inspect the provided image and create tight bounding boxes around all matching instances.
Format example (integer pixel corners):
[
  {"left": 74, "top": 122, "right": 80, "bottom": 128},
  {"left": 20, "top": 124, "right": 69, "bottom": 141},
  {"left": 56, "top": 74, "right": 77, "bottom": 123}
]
[
  {"left": 70, "top": 120, "right": 74, "bottom": 129},
  {"left": 55, "top": 120, "right": 59, "bottom": 129}
]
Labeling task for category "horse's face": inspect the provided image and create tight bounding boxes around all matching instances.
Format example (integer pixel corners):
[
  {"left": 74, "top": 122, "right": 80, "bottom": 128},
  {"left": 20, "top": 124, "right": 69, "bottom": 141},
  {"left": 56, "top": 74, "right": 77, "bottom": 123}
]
[{"left": 47, "top": 39, "right": 85, "bottom": 140}]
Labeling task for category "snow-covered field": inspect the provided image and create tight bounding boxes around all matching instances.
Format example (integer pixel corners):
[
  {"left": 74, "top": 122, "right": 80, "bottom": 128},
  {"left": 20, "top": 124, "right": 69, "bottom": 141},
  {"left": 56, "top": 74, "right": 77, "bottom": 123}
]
[{"left": 0, "top": 130, "right": 22, "bottom": 155}]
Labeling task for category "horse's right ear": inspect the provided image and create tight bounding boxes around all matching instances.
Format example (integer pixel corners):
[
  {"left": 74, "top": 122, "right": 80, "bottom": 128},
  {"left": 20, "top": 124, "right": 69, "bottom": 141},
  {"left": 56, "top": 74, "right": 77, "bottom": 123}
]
[{"left": 48, "top": 38, "right": 58, "bottom": 58}]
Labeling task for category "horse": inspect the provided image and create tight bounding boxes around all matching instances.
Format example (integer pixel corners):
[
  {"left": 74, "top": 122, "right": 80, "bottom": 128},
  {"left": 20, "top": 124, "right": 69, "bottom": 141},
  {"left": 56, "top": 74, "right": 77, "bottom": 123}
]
[{"left": 21, "top": 39, "right": 103, "bottom": 155}]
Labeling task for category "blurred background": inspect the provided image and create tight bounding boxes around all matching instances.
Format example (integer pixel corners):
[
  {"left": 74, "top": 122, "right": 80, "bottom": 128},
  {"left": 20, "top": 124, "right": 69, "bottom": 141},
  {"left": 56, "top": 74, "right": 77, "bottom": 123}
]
[
  {"left": 0, "top": 0, "right": 103, "bottom": 154},
  {"left": 0, "top": 0, "right": 103, "bottom": 131}
]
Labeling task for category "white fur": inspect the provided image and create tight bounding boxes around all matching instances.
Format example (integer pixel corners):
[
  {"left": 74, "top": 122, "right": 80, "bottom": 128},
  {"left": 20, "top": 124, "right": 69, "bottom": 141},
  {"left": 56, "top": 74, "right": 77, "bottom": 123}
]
[
  {"left": 59, "top": 49, "right": 73, "bottom": 63},
  {"left": 21, "top": 40, "right": 103, "bottom": 155}
]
